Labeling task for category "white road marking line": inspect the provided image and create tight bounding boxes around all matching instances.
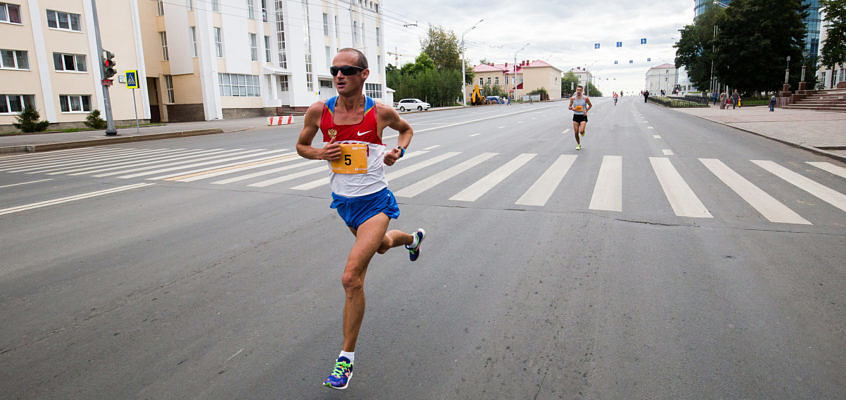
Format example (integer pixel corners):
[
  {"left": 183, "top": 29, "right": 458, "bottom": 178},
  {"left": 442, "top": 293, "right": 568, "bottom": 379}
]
[
  {"left": 497, "top": 126, "right": 505, "bottom": 129},
  {"left": 212, "top": 160, "right": 321, "bottom": 184},
  {"left": 589, "top": 155, "right": 622, "bottom": 212},
  {"left": 470, "top": 133, "right": 480, "bottom": 137},
  {"left": 648, "top": 126, "right": 654, "bottom": 129},
  {"left": 515, "top": 155, "right": 577, "bottom": 206},
  {"left": 662, "top": 149, "right": 674, "bottom": 156},
  {"left": 653, "top": 135, "right": 662, "bottom": 139},
  {"left": 394, "top": 153, "right": 497, "bottom": 197},
  {"left": 0, "top": 183, "right": 154, "bottom": 216},
  {"left": 151, "top": 152, "right": 294, "bottom": 180},
  {"left": 562, "top": 129, "right": 570, "bottom": 134},
  {"left": 54, "top": 148, "right": 208, "bottom": 175},
  {"left": 34, "top": 149, "right": 181, "bottom": 174},
  {"left": 118, "top": 149, "right": 282, "bottom": 179},
  {"left": 649, "top": 157, "right": 712, "bottom": 218},
  {"left": 423, "top": 145, "right": 440, "bottom": 150},
  {"left": 247, "top": 166, "right": 326, "bottom": 187},
  {"left": 0, "top": 147, "right": 103, "bottom": 168},
  {"left": 450, "top": 153, "right": 535, "bottom": 202},
  {"left": 700, "top": 159, "right": 810, "bottom": 225},
  {"left": 290, "top": 151, "right": 429, "bottom": 191},
  {"left": 807, "top": 161, "right": 846, "bottom": 179},
  {"left": 4, "top": 148, "right": 146, "bottom": 173},
  {"left": 385, "top": 152, "right": 461, "bottom": 182},
  {"left": 753, "top": 160, "right": 846, "bottom": 212},
  {"left": 93, "top": 148, "right": 248, "bottom": 177},
  {"left": 0, "top": 147, "right": 90, "bottom": 163},
  {"left": 0, "top": 178, "right": 52, "bottom": 189},
  {"left": 168, "top": 153, "right": 300, "bottom": 181},
  {"left": 413, "top": 106, "right": 556, "bottom": 134}
]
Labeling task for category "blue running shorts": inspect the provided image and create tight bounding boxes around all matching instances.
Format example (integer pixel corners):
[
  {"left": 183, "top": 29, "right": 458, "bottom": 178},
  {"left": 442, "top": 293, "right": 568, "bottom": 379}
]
[{"left": 330, "top": 187, "right": 400, "bottom": 230}]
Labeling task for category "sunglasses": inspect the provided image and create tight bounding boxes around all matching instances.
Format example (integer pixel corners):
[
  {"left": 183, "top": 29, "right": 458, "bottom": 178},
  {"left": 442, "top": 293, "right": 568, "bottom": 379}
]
[{"left": 330, "top": 65, "right": 365, "bottom": 76}]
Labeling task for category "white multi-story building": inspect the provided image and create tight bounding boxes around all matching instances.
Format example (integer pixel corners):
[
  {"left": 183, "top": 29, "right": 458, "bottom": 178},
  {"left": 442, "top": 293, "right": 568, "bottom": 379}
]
[
  {"left": 644, "top": 64, "right": 694, "bottom": 95},
  {"left": 143, "top": 0, "right": 386, "bottom": 122}
]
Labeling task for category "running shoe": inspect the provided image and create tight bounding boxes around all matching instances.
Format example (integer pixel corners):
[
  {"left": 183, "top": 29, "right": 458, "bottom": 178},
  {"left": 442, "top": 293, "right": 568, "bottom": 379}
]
[
  {"left": 406, "top": 228, "right": 426, "bottom": 262},
  {"left": 580, "top": 131, "right": 585, "bottom": 137},
  {"left": 323, "top": 356, "right": 353, "bottom": 390},
  {"left": 576, "top": 144, "right": 581, "bottom": 150}
]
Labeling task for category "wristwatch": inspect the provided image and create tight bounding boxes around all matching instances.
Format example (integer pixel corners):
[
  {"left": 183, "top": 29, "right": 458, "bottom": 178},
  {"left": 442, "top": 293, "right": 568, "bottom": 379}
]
[{"left": 396, "top": 146, "right": 406, "bottom": 158}]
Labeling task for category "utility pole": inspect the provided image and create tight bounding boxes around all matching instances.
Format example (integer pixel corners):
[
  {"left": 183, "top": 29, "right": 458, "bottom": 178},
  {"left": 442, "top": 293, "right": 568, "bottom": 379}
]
[
  {"left": 90, "top": 0, "right": 117, "bottom": 136},
  {"left": 461, "top": 18, "right": 484, "bottom": 107}
]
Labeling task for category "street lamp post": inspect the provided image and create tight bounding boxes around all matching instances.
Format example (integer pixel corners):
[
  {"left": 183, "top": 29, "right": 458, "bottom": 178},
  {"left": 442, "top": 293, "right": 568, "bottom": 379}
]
[
  {"left": 513, "top": 42, "right": 529, "bottom": 101},
  {"left": 461, "top": 18, "right": 484, "bottom": 107}
]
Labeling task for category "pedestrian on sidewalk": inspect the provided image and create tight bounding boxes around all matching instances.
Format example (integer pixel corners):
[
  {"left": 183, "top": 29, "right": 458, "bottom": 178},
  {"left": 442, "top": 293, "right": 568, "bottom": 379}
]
[
  {"left": 719, "top": 91, "right": 727, "bottom": 109},
  {"left": 769, "top": 95, "right": 777, "bottom": 112},
  {"left": 731, "top": 90, "right": 740, "bottom": 109},
  {"left": 643, "top": 90, "right": 649, "bottom": 103}
]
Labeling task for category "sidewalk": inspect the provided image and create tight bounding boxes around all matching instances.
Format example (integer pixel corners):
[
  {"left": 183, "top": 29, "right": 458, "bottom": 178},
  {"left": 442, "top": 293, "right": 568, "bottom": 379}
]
[{"left": 672, "top": 104, "right": 846, "bottom": 162}]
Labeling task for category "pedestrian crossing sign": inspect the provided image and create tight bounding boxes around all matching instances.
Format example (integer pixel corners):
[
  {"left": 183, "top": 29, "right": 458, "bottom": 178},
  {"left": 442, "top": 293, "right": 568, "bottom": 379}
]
[{"left": 125, "top": 70, "right": 139, "bottom": 89}]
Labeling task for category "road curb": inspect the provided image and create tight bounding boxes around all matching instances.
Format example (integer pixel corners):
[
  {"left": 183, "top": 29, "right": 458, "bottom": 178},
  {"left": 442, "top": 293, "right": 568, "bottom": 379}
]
[
  {"left": 0, "top": 128, "right": 225, "bottom": 154},
  {"left": 676, "top": 111, "right": 846, "bottom": 163}
]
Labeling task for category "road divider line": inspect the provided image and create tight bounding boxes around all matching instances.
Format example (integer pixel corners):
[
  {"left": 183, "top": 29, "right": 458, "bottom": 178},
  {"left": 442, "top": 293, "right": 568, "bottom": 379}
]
[
  {"left": 753, "top": 160, "right": 846, "bottom": 212},
  {"left": 0, "top": 183, "right": 154, "bottom": 216},
  {"left": 516, "top": 155, "right": 577, "bottom": 207},
  {"left": 395, "top": 153, "right": 497, "bottom": 198},
  {"left": 662, "top": 149, "right": 674, "bottom": 155},
  {"left": 423, "top": 145, "right": 440, "bottom": 150},
  {"left": 589, "top": 155, "right": 622, "bottom": 212},
  {"left": 700, "top": 158, "right": 810, "bottom": 224},
  {"left": 653, "top": 135, "right": 662, "bottom": 139},
  {"left": 450, "top": 153, "right": 535, "bottom": 202},
  {"left": 0, "top": 178, "right": 53, "bottom": 189},
  {"left": 649, "top": 157, "right": 712, "bottom": 218},
  {"left": 806, "top": 161, "right": 846, "bottom": 179},
  {"left": 413, "top": 105, "right": 558, "bottom": 134}
]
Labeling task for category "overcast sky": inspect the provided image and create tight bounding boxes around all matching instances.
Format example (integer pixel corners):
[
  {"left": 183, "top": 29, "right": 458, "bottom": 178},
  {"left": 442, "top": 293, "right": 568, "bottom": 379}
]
[{"left": 379, "top": 0, "right": 695, "bottom": 95}]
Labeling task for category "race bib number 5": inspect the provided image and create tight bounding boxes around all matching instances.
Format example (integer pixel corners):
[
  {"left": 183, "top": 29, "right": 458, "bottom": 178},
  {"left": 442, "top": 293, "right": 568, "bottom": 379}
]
[
  {"left": 331, "top": 144, "right": 368, "bottom": 174},
  {"left": 573, "top": 105, "right": 584, "bottom": 112}
]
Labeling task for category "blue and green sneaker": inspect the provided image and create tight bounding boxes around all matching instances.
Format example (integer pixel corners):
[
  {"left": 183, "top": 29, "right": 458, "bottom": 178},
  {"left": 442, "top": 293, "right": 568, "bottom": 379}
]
[
  {"left": 405, "top": 228, "right": 426, "bottom": 262},
  {"left": 323, "top": 356, "right": 353, "bottom": 390}
]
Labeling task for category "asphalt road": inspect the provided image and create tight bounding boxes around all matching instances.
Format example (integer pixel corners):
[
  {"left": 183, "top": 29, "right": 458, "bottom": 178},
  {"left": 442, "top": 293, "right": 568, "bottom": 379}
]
[{"left": 1, "top": 98, "right": 844, "bottom": 399}]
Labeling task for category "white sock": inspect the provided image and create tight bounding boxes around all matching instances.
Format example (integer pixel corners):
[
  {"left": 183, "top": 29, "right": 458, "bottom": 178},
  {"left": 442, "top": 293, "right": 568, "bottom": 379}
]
[
  {"left": 408, "top": 232, "right": 419, "bottom": 248},
  {"left": 339, "top": 351, "right": 354, "bottom": 364}
]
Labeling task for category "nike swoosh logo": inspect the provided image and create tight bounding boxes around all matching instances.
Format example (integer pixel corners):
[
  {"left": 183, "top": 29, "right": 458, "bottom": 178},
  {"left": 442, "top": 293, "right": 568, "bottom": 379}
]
[{"left": 356, "top": 130, "right": 372, "bottom": 136}]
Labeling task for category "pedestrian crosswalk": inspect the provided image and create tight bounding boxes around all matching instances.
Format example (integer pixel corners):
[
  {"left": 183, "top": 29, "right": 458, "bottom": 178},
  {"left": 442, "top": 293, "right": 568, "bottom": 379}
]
[{"left": 1, "top": 146, "right": 844, "bottom": 225}]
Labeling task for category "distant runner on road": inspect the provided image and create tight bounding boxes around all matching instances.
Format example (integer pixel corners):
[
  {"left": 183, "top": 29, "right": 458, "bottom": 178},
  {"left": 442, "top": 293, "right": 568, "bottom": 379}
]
[
  {"left": 568, "top": 85, "right": 592, "bottom": 150},
  {"left": 296, "top": 48, "right": 426, "bottom": 391}
]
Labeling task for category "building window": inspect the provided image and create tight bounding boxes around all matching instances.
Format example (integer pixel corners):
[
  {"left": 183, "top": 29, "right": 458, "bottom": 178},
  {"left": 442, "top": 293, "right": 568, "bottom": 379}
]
[
  {"left": 58, "top": 95, "right": 91, "bottom": 113},
  {"left": 325, "top": 46, "right": 330, "bottom": 68},
  {"left": 1, "top": 49, "right": 28, "bottom": 70},
  {"left": 190, "top": 27, "right": 198, "bottom": 57},
  {"left": 52, "top": 53, "right": 86, "bottom": 72},
  {"left": 376, "top": 27, "right": 381, "bottom": 47},
  {"left": 479, "top": 77, "right": 483, "bottom": 85},
  {"left": 46, "top": 9, "right": 82, "bottom": 32},
  {"left": 214, "top": 27, "right": 223, "bottom": 57},
  {"left": 261, "top": 0, "right": 267, "bottom": 21},
  {"left": 247, "top": 0, "right": 255, "bottom": 19},
  {"left": 352, "top": 21, "right": 358, "bottom": 45},
  {"left": 279, "top": 75, "right": 289, "bottom": 91},
  {"left": 361, "top": 20, "right": 365, "bottom": 44},
  {"left": 335, "top": 15, "right": 339, "bottom": 39},
  {"left": 249, "top": 33, "right": 258, "bottom": 61},
  {"left": 0, "top": 94, "right": 34, "bottom": 113},
  {"left": 212, "top": 0, "right": 220, "bottom": 12},
  {"left": 323, "top": 13, "right": 328, "bottom": 36},
  {"left": 275, "top": 0, "right": 287, "bottom": 68},
  {"left": 164, "top": 75, "right": 174, "bottom": 103},
  {"left": 156, "top": 0, "right": 164, "bottom": 16},
  {"left": 0, "top": 3, "right": 22, "bottom": 24},
  {"left": 365, "top": 83, "right": 382, "bottom": 99},
  {"left": 218, "top": 73, "right": 260, "bottom": 97},
  {"left": 302, "top": 0, "right": 313, "bottom": 92},
  {"left": 159, "top": 32, "right": 169, "bottom": 60},
  {"left": 186, "top": 0, "right": 193, "bottom": 11},
  {"left": 377, "top": 55, "right": 382, "bottom": 70},
  {"left": 264, "top": 35, "right": 271, "bottom": 62},
  {"left": 494, "top": 77, "right": 499, "bottom": 85}
]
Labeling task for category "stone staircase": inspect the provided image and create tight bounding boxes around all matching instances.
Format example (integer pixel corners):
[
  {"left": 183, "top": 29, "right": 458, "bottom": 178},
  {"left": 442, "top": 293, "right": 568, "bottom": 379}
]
[{"left": 784, "top": 88, "right": 846, "bottom": 112}]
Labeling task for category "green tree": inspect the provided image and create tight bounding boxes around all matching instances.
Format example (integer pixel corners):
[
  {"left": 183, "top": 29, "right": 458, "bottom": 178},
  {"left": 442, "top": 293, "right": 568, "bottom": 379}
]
[
  {"left": 420, "top": 25, "right": 461, "bottom": 70},
  {"left": 84, "top": 109, "right": 107, "bottom": 129},
  {"left": 715, "top": 0, "right": 808, "bottom": 93},
  {"left": 820, "top": 0, "right": 846, "bottom": 86},
  {"left": 561, "top": 71, "right": 579, "bottom": 97},
  {"left": 674, "top": 6, "right": 724, "bottom": 92}
]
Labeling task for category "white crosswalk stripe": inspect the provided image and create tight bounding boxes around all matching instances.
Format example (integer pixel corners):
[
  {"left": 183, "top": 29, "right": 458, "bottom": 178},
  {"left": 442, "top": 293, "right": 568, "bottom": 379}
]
[
  {"left": 290, "top": 150, "right": 429, "bottom": 191},
  {"left": 248, "top": 165, "right": 326, "bottom": 187},
  {"left": 117, "top": 149, "right": 279, "bottom": 179},
  {"left": 589, "top": 155, "right": 622, "bottom": 212},
  {"left": 450, "top": 153, "right": 535, "bottom": 202},
  {"left": 649, "top": 157, "right": 712, "bottom": 218},
  {"left": 4, "top": 148, "right": 147, "bottom": 173},
  {"left": 213, "top": 159, "right": 321, "bottom": 185},
  {"left": 807, "top": 161, "right": 846, "bottom": 179},
  {"left": 700, "top": 158, "right": 810, "bottom": 224},
  {"left": 91, "top": 148, "right": 243, "bottom": 177},
  {"left": 753, "top": 160, "right": 846, "bottom": 212},
  {"left": 58, "top": 148, "right": 214, "bottom": 175},
  {"left": 515, "top": 155, "right": 577, "bottom": 207},
  {"left": 394, "top": 153, "right": 498, "bottom": 198}
]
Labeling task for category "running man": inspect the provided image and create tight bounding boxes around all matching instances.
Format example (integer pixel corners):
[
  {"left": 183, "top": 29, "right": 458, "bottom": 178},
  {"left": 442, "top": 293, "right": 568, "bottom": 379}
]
[
  {"left": 568, "top": 85, "right": 592, "bottom": 150},
  {"left": 296, "top": 48, "right": 426, "bottom": 390},
  {"left": 613, "top": 91, "right": 618, "bottom": 106}
]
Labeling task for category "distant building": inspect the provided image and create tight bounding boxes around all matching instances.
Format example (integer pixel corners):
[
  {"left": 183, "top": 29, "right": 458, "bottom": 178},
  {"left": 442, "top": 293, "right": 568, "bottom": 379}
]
[
  {"left": 566, "top": 67, "right": 593, "bottom": 93},
  {"left": 470, "top": 59, "right": 562, "bottom": 100},
  {"left": 644, "top": 64, "right": 694, "bottom": 95}
]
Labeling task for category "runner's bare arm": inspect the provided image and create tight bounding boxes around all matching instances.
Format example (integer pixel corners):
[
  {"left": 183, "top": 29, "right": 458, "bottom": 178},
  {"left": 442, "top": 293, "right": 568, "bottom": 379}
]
[
  {"left": 377, "top": 104, "right": 413, "bottom": 166},
  {"left": 296, "top": 102, "right": 341, "bottom": 161},
  {"left": 585, "top": 97, "right": 592, "bottom": 114},
  {"left": 568, "top": 97, "right": 574, "bottom": 110}
]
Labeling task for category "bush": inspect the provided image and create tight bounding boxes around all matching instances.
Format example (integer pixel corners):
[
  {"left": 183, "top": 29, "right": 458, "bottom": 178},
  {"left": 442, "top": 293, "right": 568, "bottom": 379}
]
[
  {"left": 13, "top": 106, "right": 50, "bottom": 132},
  {"left": 84, "top": 109, "right": 107, "bottom": 129},
  {"left": 527, "top": 88, "right": 549, "bottom": 100}
]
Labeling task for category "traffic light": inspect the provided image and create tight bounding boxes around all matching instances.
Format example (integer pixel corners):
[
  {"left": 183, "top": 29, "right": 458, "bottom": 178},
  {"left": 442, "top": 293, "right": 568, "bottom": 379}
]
[{"left": 103, "top": 50, "right": 116, "bottom": 79}]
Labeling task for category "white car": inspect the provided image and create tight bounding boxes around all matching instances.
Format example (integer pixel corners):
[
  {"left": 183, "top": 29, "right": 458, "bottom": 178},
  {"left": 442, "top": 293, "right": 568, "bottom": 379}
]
[{"left": 395, "top": 98, "right": 430, "bottom": 111}]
